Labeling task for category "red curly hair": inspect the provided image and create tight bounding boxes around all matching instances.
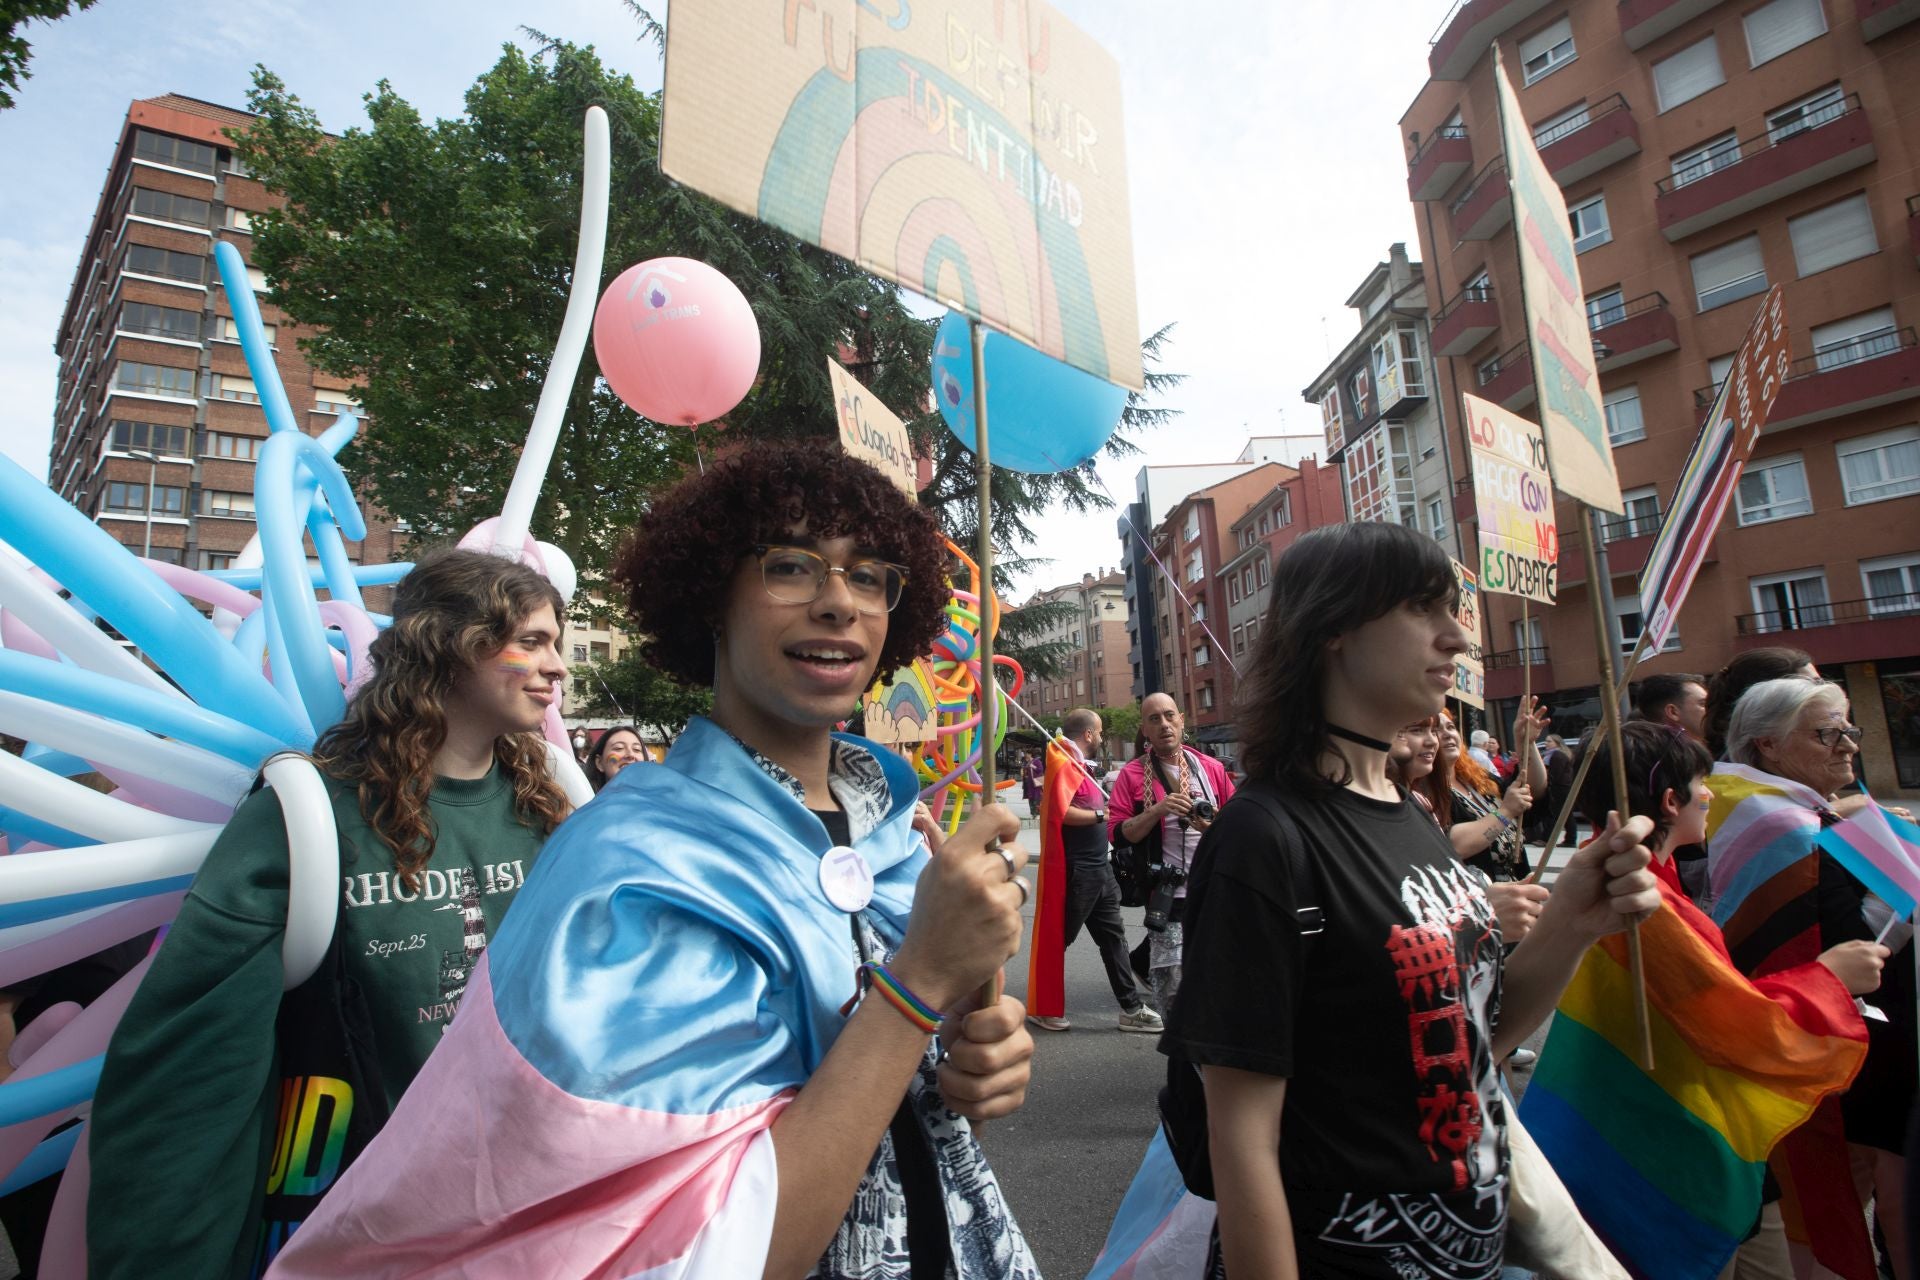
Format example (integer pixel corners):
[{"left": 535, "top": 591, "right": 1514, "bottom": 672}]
[{"left": 612, "top": 443, "right": 950, "bottom": 687}]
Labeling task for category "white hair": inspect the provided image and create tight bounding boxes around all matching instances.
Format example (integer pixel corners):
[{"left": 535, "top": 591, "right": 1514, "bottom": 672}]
[{"left": 1725, "top": 678, "right": 1846, "bottom": 768}]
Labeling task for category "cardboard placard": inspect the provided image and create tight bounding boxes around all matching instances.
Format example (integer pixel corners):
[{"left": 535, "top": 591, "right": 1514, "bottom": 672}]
[
  {"left": 1494, "top": 51, "right": 1622, "bottom": 515},
  {"left": 1465, "top": 393, "right": 1558, "bottom": 605},
  {"left": 863, "top": 659, "right": 936, "bottom": 744},
  {"left": 1452, "top": 558, "right": 1486, "bottom": 709},
  {"left": 829, "top": 358, "right": 918, "bottom": 498},
  {"left": 661, "top": 0, "right": 1142, "bottom": 390}
]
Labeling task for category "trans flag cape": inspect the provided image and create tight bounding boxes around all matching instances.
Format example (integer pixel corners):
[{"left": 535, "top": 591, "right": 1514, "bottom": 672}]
[
  {"left": 1520, "top": 878, "right": 1866, "bottom": 1280},
  {"left": 268, "top": 717, "right": 1036, "bottom": 1278},
  {"left": 1026, "top": 738, "right": 1078, "bottom": 1019}
]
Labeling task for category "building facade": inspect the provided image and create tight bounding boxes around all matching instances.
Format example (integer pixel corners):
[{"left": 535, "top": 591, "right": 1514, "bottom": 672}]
[
  {"left": 1401, "top": 0, "right": 1920, "bottom": 794},
  {"left": 1014, "top": 570, "right": 1128, "bottom": 724},
  {"left": 1218, "top": 458, "right": 1350, "bottom": 679},
  {"left": 48, "top": 96, "right": 401, "bottom": 586}
]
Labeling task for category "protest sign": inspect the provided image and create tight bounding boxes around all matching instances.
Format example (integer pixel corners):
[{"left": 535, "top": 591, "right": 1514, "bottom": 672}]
[
  {"left": 1638, "top": 286, "right": 1789, "bottom": 652},
  {"left": 1493, "top": 51, "right": 1621, "bottom": 514},
  {"left": 829, "top": 358, "right": 918, "bottom": 498},
  {"left": 1453, "top": 559, "right": 1486, "bottom": 710},
  {"left": 863, "top": 660, "right": 936, "bottom": 744},
  {"left": 661, "top": 0, "right": 1142, "bottom": 390},
  {"left": 1466, "top": 393, "right": 1558, "bottom": 605}
]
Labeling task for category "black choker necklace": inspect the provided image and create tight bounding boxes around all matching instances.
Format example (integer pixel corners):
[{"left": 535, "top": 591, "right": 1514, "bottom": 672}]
[{"left": 1327, "top": 723, "right": 1393, "bottom": 753}]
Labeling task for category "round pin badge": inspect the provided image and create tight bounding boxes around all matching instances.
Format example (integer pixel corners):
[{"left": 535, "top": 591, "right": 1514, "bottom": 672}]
[{"left": 819, "top": 844, "right": 875, "bottom": 913}]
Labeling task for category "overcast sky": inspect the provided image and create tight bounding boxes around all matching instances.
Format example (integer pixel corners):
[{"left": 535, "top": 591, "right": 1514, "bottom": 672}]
[{"left": 0, "top": 0, "right": 1437, "bottom": 595}]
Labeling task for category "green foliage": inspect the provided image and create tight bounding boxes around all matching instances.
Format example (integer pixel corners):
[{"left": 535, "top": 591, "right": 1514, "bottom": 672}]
[
  {"left": 0, "top": 0, "right": 97, "bottom": 109},
  {"left": 1096, "top": 703, "right": 1142, "bottom": 757},
  {"left": 570, "top": 649, "right": 711, "bottom": 741}
]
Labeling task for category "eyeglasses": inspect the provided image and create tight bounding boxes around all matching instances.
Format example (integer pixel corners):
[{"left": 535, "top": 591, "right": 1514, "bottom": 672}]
[
  {"left": 752, "top": 545, "right": 908, "bottom": 614},
  {"left": 1811, "top": 724, "right": 1864, "bottom": 749}
]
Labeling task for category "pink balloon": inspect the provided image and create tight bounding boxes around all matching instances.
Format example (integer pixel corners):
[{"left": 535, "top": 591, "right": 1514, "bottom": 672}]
[
  {"left": 593, "top": 257, "right": 760, "bottom": 427},
  {"left": 41, "top": 1119, "right": 87, "bottom": 1278}
]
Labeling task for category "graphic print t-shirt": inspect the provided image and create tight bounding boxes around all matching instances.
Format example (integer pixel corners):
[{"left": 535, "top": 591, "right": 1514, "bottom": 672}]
[{"left": 1166, "top": 782, "right": 1508, "bottom": 1280}]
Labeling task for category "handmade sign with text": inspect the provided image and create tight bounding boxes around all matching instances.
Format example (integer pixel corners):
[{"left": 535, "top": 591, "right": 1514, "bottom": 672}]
[
  {"left": 661, "top": 0, "right": 1142, "bottom": 389},
  {"left": 1466, "top": 393, "right": 1558, "bottom": 605},
  {"left": 1453, "top": 558, "right": 1486, "bottom": 710},
  {"left": 829, "top": 358, "right": 918, "bottom": 498}
]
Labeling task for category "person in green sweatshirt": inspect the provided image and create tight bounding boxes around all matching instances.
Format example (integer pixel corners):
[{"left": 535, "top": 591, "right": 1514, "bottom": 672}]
[{"left": 86, "top": 548, "right": 573, "bottom": 1279}]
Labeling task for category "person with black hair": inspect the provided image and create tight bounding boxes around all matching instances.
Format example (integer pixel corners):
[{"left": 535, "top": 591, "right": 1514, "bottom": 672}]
[
  {"left": 1164, "top": 521, "right": 1660, "bottom": 1279},
  {"left": 586, "top": 723, "right": 646, "bottom": 789},
  {"left": 1704, "top": 646, "right": 1816, "bottom": 759},
  {"left": 1631, "top": 671, "right": 1709, "bottom": 742}
]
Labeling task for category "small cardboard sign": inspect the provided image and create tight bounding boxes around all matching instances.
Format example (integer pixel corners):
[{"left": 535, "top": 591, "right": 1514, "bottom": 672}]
[
  {"left": 1465, "top": 393, "right": 1558, "bottom": 605},
  {"left": 662, "top": 0, "right": 1143, "bottom": 390},
  {"left": 863, "top": 659, "right": 936, "bottom": 744},
  {"left": 1452, "top": 558, "right": 1485, "bottom": 710},
  {"left": 829, "top": 358, "right": 918, "bottom": 498}
]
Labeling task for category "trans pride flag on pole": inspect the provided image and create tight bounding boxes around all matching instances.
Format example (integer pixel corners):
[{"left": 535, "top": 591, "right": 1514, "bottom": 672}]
[
  {"left": 1816, "top": 800, "right": 1920, "bottom": 924},
  {"left": 1520, "top": 882, "right": 1866, "bottom": 1280}
]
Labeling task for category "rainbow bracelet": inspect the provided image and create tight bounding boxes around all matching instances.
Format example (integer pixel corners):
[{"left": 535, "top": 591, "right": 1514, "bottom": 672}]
[{"left": 854, "top": 962, "right": 943, "bottom": 1035}]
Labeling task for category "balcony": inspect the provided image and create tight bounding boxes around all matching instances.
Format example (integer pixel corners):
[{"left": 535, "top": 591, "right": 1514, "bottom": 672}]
[
  {"left": 1555, "top": 508, "right": 1706, "bottom": 587},
  {"left": 1618, "top": 0, "right": 1725, "bottom": 49},
  {"left": 1485, "top": 646, "right": 1553, "bottom": 701},
  {"left": 1589, "top": 292, "right": 1679, "bottom": 372},
  {"left": 1538, "top": 96, "right": 1642, "bottom": 187},
  {"left": 1431, "top": 285, "right": 1500, "bottom": 356},
  {"left": 1859, "top": 0, "right": 1920, "bottom": 39},
  {"left": 1908, "top": 195, "right": 1920, "bottom": 266},
  {"left": 1410, "top": 126, "right": 1473, "bottom": 202},
  {"left": 1734, "top": 594, "right": 1920, "bottom": 666},
  {"left": 1692, "top": 328, "right": 1920, "bottom": 431},
  {"left": 1429, "top": 0, "right": 1558, "bottom": 80},
  {"left": 1654, "top": 94, "right": 1876, "bottom": 243},
  {"left": 1475, "top": 341, "right": 1535, "bottom": 411},
  {"left": 1450, "top": 159, "right": 1512, "bottom": 242}
]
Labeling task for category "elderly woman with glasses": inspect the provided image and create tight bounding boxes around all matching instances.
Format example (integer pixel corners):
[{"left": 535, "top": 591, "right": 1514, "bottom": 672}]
[
  {"left": 1708, "top": 677, "right": 1914, "bottom": 1278},
  {"left": 270, "top": 444, "right": 1041, "bottom": 1280}
]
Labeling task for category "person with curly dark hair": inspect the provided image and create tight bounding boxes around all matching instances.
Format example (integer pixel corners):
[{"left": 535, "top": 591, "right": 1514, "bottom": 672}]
[
  {"left": 274, "top": 444, "right": 1040, "bottom": 1280},
  {"left": 89, "top": 549, "right": 570, "bottom": 1280}
]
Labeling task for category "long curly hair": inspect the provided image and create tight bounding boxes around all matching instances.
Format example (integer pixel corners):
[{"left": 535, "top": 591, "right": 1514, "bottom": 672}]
[
  {"left": 312, "top": 548, "right": 570, "bottom": 887},
  {"left": 1417, "top": 709, "right": 1499, "bottom": 816},
  {"left": 611, "top": 443, "right": 950, "bottom": 687}
]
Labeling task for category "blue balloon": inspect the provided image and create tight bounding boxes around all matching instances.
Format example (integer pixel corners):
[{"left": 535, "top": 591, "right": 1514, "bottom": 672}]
[
  {"left": 0, "top": 651, "right": 287, "bottom": 766},
  {"left": 0, "top": 1127, "right": 81, "bottom": 1196},
  {"left": 930, "top": 310, "right": 1128, "bottom": 475},
  {"left": 0, "top": 1055, "right": 102, "bottom": 1128}
]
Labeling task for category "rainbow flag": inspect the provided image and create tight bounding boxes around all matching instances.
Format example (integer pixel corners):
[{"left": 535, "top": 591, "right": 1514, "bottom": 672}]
[
  {"left": 1025, "top": 739, "right": 1076, "bottom": 1019},
  {"left": 1520, "top": 882, "right": 1866, "bottom": 1280}
]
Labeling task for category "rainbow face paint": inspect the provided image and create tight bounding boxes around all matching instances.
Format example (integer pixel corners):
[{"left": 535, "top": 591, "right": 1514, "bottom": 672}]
[{"left": 496, "top": 649, "right": 537, "bottom": 678}]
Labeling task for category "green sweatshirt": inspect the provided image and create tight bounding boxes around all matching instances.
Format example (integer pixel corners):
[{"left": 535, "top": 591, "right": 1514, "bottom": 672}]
[{"left": 87, "top": 766, "right": 548, "bottom": 1280}]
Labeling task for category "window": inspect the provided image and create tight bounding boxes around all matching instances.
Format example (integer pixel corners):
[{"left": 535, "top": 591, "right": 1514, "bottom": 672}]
[
  {"left": 198, "top": 551, "right": 236, "bottom": 572},
  {"left": 104, "top": 482, "right": 184, "bottom": 515},
  {"left": 125, "top": 244, "right": 204, "bottom": 284},
  {"left": 202, "top": 489, "right": 255, "bottom": 518},
  {"left": 1273, "top": 496, "right": 1291, "bottom": 528},
  {"left": 1812, "top": 307, "right": 1899, "bottom": 372},
  {"left": 1512, "top": 616, "right": 1546, "bottom": 663},
  {"left": 1767, "top": 84, "right": 1845, "bottom": 143},
  {"left": 1184, "top": 548, "right": 1203, "bottom": 583},
  {"left": 132, "top": 128, "right": 216, "bottom": 174},
  {"left": 1585, "top": 287, "right": 1626, "bottom": 329},
  {"left": 1569, "top": 193, "right": 1610, "bottom": 253},
  {"left": 208, "top": 431, "right": 262, "bottom": 460},
  {"left": 1476, "top": 351, "right": 1509, "bottom": 386},
  {"left": 1190, "top": 602, "right": 1206, "bottom": 625},
  {"left": 130, "top": 187, "right": 210, "bottom": 227},
  {"left": 1862, "top": 553, "right": 1920, "bottom": 615},
  {"left": 109, "top": 420, "right": 190, "bottom": 456},
  {"left": 1199, "top": 685, "right": 1215, "bottom": 711},
  {"left": 119, "top": 301, "right": 200, "bottom": 341},
  {"left": 1671, "top": 132, "right": 1741, "bottom": 189},
  {"left": 1520, "top": 16, "right": 1576, "bottom": 84},
  {"left": 1615, "top": 593, "right": 1683, "bottom": 654},
  {"left": 1838, "top": 426, "right": 1920, "bottom": 505},
  {"left": 1233, "top": 624, "right": 1246, "bottom": 656},
  {"left": 138, "top": 545, "right": 184, "bottom": 566},
  {"left": 1319, "top": 387, "right": 1345, "bottom": 454},
  {"left": 1372, "top": 324, "right": 1427, "bottom": 405},
  {"left": 1746, "top": 0, "right": 1827, "bottom": 64},
  {"left": 215, "top": 373, "right": 261, "bottom": 404},
  {"left": 1426, "top": 496, "right": 1447, "bottom": 541},
  {"left": 226, "top": 153, "right": 252, "bottom": 179},
  {"left": 1242, "top": 566, "right": 1254, "bottom": 595},
  {"left": 1256, "top": 559, "right": 1270, "bottom": 587},
  {"left": 1228, "top": 575, "right": 1241, "bottom": 604},
  {"left": 590, "top": 641, "right": 611, "bottom": 662},
  {"left": 114, "top": 361, "right": 195, "bottom": 399},
  {"left": 1606, "top": 486, "right": 1661, "bottom": 541},
  {"left": 1736, "top": 453, "right": 1813, "bottom": 524},
  {"left": 217, "top": 316, "right": 276, "bottom": 345},
  {"left": 1709, "top": 353, "right": 1735, "bottom": 388},
  {"left": 223, "top": 207, "right": 254, "bottom": 232},
  {"left": 1348, "top": 367, "right": 1373, "bottom": 420},
  {"left": 1787, "top": 194, "right": 1878, "bottom": 279},
  {"left": 1750, "top": 570, "right": 1832, "bottom": 631},
  {"left": 1603, "top": 385, "right": 1645, "bottom": 445},
  {"left": 1654, "top": 36, "right": 1725, "bottom": 112},
  {"left": 1691, "top": 235, "right": 1767, "bottom": 311},
  {"left": 1463, "top": 268, "right": 1492, "bottom": 301},
  {"left": 1534, "top": 102, "right": 1591, "bottom": 149},
  {"left": 570, "top": 643, "right": 588, "bottom": 662},
  {"left": 1182, "top": 507, "right": 1200, "bottom": 542},
  {"left": 1257, "top": 513, "right": 1271, "bottom": 536},
  {"left": 312, "top": 391, "right": 362, "bottom": 415}
]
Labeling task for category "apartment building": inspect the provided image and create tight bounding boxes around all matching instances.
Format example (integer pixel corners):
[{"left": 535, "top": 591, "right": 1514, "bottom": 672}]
[
  {"left": 1013, "top": 570, "right": 1128, "bottom": 725},
  {"left": 47, "top": 95, "right": 400, "bottom": 585},
  {"left": 1402, "top": 0, "right": 1920, "bottom": 792},
  {"left": 1217, "top": 457, "right": 1349, "bottom": 679}
]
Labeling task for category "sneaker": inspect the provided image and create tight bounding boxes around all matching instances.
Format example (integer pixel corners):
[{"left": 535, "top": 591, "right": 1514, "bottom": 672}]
[
  {"left": 1508, "top": 1047, "right": 1537, "bottom": 1069},
  {"left": 1118, "top": 1007, "right": 1164, "bottom": 1034},
  {"left": 1028, "top": 1015, "right": 1071, "bottom": 1032}
]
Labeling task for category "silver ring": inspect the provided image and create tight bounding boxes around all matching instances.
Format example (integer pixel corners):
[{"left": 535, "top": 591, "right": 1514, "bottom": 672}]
[
  {"left": 996, "top": 847, "right": 1018, "bottom": 881},
  {"left": 1013, "top": 876, "right": 1030, "bottom": 906}
]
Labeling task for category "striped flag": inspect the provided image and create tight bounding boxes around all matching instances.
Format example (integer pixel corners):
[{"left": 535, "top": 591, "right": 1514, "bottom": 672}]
[
  {"left": 1025, "top": 739, "right": 1077, "bottom": 1019},
  {"left": 1637, "top": 287, "right": 1790, "bottom": 651},
  {"left": 1816, "top": 800, "right": 1920, "bottom": 923}
]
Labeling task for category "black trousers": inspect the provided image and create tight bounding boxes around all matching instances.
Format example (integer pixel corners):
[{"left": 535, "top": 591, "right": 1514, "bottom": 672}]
[{"left": 1064, "top": 858, "right": 1145, "bottom": 1013}]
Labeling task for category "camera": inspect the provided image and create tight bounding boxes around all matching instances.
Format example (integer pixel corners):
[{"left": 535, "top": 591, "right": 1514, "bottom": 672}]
[
  {"left": 1144, "top": 861, "right": 1187, "bottom": 932},
  {"left": 1189, "top": 800, "right": 1218, "bottom": 824}
]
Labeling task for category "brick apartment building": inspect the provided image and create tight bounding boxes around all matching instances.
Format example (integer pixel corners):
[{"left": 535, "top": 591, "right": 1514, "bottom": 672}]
[
  {"left": 48, "top": 95, "right": 402, "bottom": 588},
  {"left": 1014, "top": 570, "right": 1128, "bottom": 725},
  {"left": 1402, "top": 0, "right": 1920, "bottom": 793},
  {"left": 1218, "top": 458, "right": 1349, "bottom": 678}
]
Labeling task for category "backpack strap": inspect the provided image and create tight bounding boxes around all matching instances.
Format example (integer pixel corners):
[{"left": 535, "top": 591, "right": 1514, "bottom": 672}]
[{"left": 1230, "top": 783, "right": 1323, "bottom": 945}]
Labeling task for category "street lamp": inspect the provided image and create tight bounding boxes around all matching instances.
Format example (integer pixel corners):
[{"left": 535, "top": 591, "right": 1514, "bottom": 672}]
[{"left": 125, "top": 448, "right": 159, "bottom": 559}]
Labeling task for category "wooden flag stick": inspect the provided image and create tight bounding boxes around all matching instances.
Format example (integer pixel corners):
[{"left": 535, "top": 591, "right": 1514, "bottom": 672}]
[
  {"left": 1580, "top": 506, "right": 1654, "bottom": 1070},
  {"left": 969, "top": 315, "right": 1005, "bottom": 1011},
  {"left": 1520, "top": 596, "right": 1532, "bottom": 712},
  {"left": 1526, "top": 630, "right": 1654, "bottom": 864}
]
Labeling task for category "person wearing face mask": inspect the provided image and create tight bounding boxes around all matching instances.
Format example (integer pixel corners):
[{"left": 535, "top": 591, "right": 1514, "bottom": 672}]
[
  {"left": 269, "top": 444, "right": 1039, "bottom": 1280},
  {"left": 88, "top": 550, "right": 571, "bottom": 1279},
  {"left": 588, "top": 724, "right": 646, "bottom": 790}
]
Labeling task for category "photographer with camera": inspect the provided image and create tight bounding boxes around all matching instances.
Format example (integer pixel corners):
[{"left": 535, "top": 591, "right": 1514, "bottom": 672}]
[{"left": 1108, "top": 692, "right": 1235, "bottom": 1016}]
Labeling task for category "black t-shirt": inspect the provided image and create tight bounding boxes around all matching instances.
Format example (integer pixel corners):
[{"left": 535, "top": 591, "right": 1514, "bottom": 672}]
[
  {"left": 1165, "top": 781, "right": 1509, "bottom": 1280},
  {"left": 1449, "top": 785, "right": 1531, "bottom": 881}
]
